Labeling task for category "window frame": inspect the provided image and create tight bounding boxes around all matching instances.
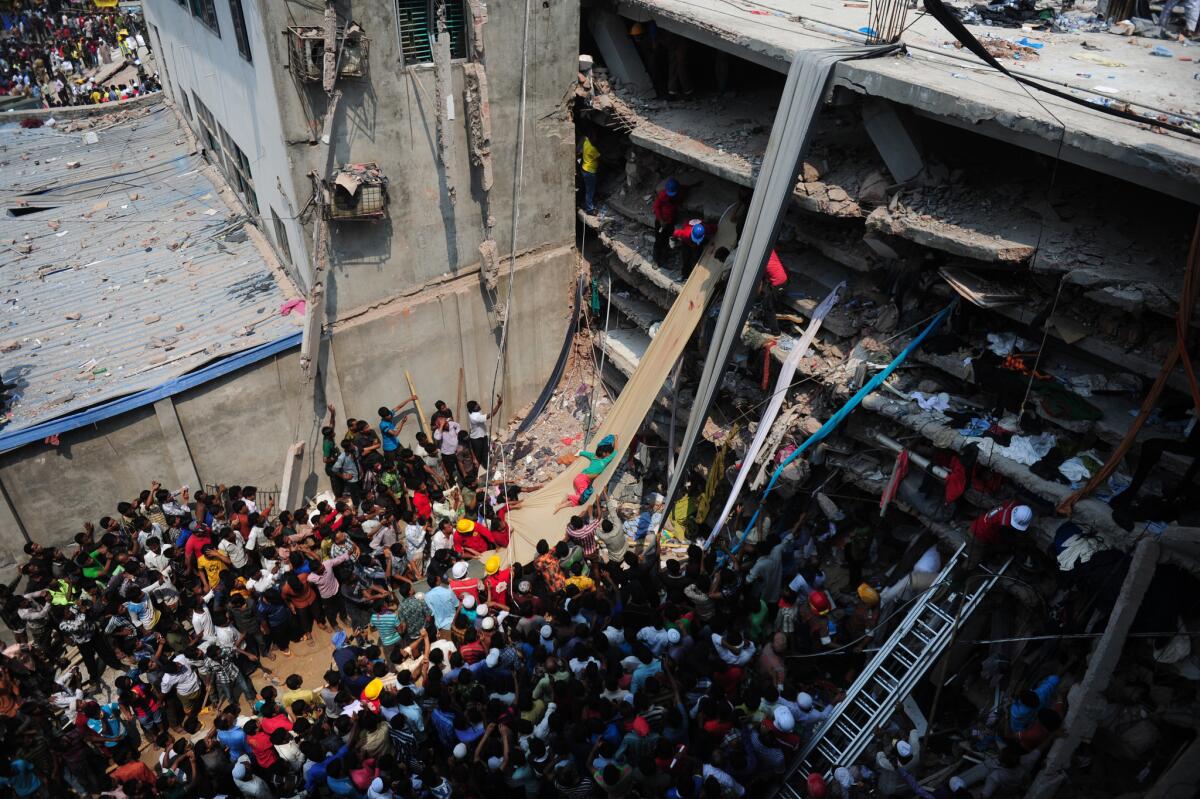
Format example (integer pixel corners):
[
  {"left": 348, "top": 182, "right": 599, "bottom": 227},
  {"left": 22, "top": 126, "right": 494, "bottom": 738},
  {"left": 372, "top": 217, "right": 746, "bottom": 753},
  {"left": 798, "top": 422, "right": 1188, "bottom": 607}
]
[
  {"left": 394, "top": 0, "right": 470, "bottom": 68},
  {"left": 271, "top": 208, "right": 293, "bottom": 266},
  {"left": 189, "top": 0, "right": 221, "bottom": 36},
  {"left": 218, "top": 124, "right": 259, "bottom": 216},
  {"left": 228, "top": 0, "right": 252, "bottom": 62}
]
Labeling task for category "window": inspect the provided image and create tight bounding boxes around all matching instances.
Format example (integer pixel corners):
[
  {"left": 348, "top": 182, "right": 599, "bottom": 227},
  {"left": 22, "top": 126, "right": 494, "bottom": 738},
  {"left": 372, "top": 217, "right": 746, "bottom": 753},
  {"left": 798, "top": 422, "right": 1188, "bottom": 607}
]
[
  {"left": 192, "top": 93, "right": 222, "bottom": 158},
  {"left": 228, "top": 0, "right": 252, "bottom": 62},
  {"left": 189, "top": 0, "right": 220, "bottom": 35},
  {"left": 395, "top": 0, "right": 468, "bottom": 66},
  {"left": 271, "top": 209, "right": 293, "bottom": 265},
  {"left": 219, "top": 125, "right": 259, "bottom": 216}
]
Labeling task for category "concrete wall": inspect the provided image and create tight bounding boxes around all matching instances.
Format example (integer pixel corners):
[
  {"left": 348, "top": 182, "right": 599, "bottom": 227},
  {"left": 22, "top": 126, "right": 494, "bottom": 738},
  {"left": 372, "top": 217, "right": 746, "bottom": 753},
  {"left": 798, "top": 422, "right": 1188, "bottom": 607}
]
[
  {"left": 142, "top": 0, "right": 311, "bottom": 287},
  {"left": 0, "top": 244, "right": 570, "bottom": 555},
  {"left": 262, "top": 0, "right": 579, "bottom": 319}
]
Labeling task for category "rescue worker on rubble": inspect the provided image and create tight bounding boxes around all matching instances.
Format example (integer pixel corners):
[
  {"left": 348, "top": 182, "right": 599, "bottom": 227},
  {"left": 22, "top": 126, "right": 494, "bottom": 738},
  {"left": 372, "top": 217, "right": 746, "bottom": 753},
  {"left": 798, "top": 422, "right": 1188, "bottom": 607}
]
[
  {"left": 670, "top": 217, "right": 708, "bottom": 280},
  {"left": 652, "top": 176, "right": 682, "bottom": 266},
  {"left": 798, "top": 589, "right": 837, "bottom": 650},
  {"left": 971, "top": 500, "right": 1033, "bottom": 547},
  {"left": 846, "top": 582, "right": 881, "bottom": 653}
]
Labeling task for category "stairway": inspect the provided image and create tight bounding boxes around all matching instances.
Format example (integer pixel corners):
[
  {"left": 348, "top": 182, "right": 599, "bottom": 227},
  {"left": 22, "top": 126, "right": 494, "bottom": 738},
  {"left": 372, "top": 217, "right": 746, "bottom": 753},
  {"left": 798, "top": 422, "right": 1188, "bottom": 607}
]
[{"left": 777, "top": 545, "right": 1010, "bottom": 797}]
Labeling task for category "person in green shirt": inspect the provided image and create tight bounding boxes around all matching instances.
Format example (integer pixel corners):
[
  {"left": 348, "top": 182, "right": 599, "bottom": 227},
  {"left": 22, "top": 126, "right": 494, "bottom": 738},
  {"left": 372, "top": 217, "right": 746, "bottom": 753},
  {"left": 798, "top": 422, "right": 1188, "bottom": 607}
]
[{"left": 554, "top": 435, "right": 617, "bottom": 513}]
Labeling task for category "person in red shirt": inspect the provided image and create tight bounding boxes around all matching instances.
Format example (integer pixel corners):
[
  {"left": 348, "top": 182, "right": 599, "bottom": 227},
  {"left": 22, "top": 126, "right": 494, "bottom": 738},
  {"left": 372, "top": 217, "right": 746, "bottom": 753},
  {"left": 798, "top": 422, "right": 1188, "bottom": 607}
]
[
  {"left": 671, "top": 219, "right": 709, "bottom": 280},
  {"left": 459, "top": 627, "right": 486, "bottom": 664},
  {"left": 447, "top": 560, "right": 482, "bottom": 603},
  {"left": 653, "top": 177, "right": 681, "bottom": 265},
  {"left": 411, "top": 486, "right": 432, "bottom": 522},
  {"left": 970, "top": 500, "right": 1032, "bottom": 546},
  {"left": 244, "top": 718, "right": 279, "bottom": 770},
  {"left": 454, "top": 518, "right": 489, "bottom": 558},
  {"left": 483, "top": 555, "right": 512, "bottom": 609},
  {"left": 761, "top": 250, "right": 790, "bottom": 334}
]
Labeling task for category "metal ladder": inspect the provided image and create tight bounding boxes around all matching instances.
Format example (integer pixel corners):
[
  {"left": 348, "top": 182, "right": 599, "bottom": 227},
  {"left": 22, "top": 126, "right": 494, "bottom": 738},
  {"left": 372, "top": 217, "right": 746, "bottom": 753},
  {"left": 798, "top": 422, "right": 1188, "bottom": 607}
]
[{"left": 776, "top": 545, "right": 1010, "bottom": 797}]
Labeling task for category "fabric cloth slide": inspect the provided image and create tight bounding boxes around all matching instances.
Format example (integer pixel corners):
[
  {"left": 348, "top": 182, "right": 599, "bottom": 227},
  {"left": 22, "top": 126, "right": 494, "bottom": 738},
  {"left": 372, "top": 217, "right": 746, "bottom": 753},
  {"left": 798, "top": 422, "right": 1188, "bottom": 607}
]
[{"left": 505, "top": 204, "right": 740, "bottom": 565}]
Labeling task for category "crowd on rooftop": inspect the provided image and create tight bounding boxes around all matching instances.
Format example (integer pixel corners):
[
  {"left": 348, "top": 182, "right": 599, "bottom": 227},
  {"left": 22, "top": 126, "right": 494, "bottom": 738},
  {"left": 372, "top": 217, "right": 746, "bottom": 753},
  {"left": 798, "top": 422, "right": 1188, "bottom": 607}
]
[{"left": 1, "top": 1, "right": 160, "bottom": 107}]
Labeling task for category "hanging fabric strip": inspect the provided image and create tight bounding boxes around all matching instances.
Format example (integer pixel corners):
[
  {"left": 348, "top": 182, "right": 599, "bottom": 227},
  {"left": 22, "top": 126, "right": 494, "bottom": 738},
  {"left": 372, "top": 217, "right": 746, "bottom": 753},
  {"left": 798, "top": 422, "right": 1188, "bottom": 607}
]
[
  {"left": 724, "top": 301, "right": 955, "bottom": 557},
  {"left": 879, "top": 449, "right": 910, "bottom": 517},
  {"left": 659, "top": 44, "right": 898, "bottom": 536},
  {"left": 704, "top": 284, "right": 844, "bottom": 550}
]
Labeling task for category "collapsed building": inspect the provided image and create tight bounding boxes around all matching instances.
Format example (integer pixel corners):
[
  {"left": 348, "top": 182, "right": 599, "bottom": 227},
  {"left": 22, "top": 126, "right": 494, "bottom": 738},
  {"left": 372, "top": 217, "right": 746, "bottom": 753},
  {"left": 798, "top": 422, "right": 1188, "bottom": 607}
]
[{"left": 560, "top": 0, "right": 1200, "bottom": 796}]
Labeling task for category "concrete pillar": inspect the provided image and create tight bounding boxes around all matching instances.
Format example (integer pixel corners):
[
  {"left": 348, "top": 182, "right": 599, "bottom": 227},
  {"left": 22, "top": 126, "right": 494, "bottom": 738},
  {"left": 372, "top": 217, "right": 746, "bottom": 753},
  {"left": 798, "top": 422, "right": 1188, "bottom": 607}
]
[
  {"left": 861, "top": 98, "right": 925, "bottom": 183},
  {"left": 278, "top": 442, "right": 307, "bottom": 512},
  {"left": 587, "top": 10, "right": 655, "bottom": 97},
  {"left": 1024, "top": 538, "right": 1160, "bottom": 799},
  {"left": 0, "top": 475, "right": 28, "bottom": 582},
  {"left": 154, "top": 397, "right": 202, "bottom": 490}
]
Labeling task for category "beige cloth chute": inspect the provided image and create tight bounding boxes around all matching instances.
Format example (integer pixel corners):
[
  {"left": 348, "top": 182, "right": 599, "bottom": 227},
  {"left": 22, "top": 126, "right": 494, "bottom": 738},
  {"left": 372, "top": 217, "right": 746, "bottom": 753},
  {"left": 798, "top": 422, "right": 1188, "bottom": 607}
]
[{"left": 505, "top": 204, "right": 739, "bottom": 564}]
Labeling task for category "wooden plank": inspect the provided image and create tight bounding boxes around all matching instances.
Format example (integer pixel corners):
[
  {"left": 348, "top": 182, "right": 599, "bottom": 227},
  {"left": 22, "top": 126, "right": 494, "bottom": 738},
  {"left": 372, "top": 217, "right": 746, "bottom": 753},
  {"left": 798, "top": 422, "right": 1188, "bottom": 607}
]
[{"left": 405, "top": 369, "right": 432, "bottom": 440}]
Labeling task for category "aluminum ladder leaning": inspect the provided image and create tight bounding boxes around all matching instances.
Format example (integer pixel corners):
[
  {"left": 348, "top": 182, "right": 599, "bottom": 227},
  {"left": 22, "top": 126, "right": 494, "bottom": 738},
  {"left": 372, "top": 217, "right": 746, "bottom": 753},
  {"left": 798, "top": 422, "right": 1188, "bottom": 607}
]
[{"left": 776, "top": 544, "right": 1011, "bottom": 798}]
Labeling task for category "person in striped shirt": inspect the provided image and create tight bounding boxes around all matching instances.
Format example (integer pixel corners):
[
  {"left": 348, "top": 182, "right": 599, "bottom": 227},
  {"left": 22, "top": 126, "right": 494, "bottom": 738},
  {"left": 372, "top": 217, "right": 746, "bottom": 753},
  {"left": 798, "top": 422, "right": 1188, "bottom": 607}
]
[
  {"left": 370, "top": 599, "right": 402, "bottom": 648},
  {"left": 564, "top": 502, "right": 603, "bottom": 561}
]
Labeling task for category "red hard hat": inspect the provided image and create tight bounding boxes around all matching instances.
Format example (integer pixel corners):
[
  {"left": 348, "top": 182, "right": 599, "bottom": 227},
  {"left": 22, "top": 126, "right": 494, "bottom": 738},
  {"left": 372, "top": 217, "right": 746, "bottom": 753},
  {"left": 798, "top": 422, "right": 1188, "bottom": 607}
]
[
  {"left": 808, "top": 590, "right": 831, "bottom": 615},
  {"left": 807, "top": 772, "right": 828, "bottom": 798}
]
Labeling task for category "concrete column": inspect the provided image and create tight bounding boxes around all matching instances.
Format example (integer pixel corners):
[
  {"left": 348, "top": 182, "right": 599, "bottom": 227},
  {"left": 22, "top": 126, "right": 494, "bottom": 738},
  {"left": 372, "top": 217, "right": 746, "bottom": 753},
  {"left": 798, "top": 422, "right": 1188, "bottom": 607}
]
[
  {"left": 1024, "top": 538, "right": 1160, "bottom": 799},
  {"left": 154, "top": 397, "right": 202, "bottom": 490},
  {"left": 861, "top": 98, "right": 925, "bottom": 183},
  {"left": 0, "top": 475, "right": 28, "bottom": 578},
  {"left": 587, "top": 10, "right": 655, "bottom": 97},
  {"left": 278, "top": 442, "right": 307, "bottom": 512}
]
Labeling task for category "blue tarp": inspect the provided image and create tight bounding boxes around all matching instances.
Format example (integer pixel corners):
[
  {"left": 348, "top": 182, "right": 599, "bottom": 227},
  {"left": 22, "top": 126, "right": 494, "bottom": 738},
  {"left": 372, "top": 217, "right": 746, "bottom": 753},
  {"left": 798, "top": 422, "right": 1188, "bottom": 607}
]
[{"left": 0, "top": 333, "right": 301, "bottom": 454}]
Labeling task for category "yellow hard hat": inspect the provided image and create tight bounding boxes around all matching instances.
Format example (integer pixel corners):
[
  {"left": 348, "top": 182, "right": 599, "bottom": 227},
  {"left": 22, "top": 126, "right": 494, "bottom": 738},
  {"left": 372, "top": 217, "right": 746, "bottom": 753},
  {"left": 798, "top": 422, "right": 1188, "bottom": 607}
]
[
  {"left": 485, "top": 555, "right": 501, "bottom": 575},
  {"left": 629, "top": 22, "right": 645, "bottom": 36},
  {"left": 456, "top": 518, "right": 474, "bottom": 533},
  {"left": 857, "top": 583, "right": 880, "bottom": 607},
  {"left": 363, "top": 678, "right": 383, "bottom": 700}
]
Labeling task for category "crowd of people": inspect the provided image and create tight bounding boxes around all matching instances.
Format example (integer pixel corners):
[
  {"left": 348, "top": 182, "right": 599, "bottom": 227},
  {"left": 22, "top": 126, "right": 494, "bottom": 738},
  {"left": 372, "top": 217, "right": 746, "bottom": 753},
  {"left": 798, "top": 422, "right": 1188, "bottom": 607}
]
[
  {"left": 1, "top": 2, "right": 159, "bottom": 108},
  {"left": 0, "top": 392, "right": 1068, "bottom": 799}
]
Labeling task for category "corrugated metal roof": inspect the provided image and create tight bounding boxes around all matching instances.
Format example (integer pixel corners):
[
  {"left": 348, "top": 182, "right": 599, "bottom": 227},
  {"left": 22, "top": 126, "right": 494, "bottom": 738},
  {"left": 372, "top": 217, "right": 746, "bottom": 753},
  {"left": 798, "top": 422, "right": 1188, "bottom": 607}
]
[{"left": 0, "top": 105, "right": 303, "bottom": 435}]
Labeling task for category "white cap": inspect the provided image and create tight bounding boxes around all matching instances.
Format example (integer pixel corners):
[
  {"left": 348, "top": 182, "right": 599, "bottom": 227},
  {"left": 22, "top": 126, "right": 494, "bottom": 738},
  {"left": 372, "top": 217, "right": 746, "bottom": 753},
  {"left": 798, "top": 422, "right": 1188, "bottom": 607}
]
[
  {"left": 1011, "top": 504, "right": 1033, "bottom": 531},
  {"left": 773, "top": 706, "right": 795, "bottom": 732},
  {"left": 651, "top": 493, "right": 665, "bottom": 504},
  {"left": 362, "top": 519, "right": 381, "bottom": 535},
  {"left": 949, "top": 776, "right": 966, "bottom": 791},
  {"left": 453, "top": 743, "right": 468, "bottom": 759},
  {"left": 487, "top": 755, "right": 504, "bottom": 771},
  {"left": 540, "top": 624, "right": 553, "bottom": 639},
  {"left": 415, "top": 592, "right": 425, "bottom": 602},
  {"left": 666, "top": 628, "right": 681, "bottom": 644},
  {"left": 481, "top": 616, "right": 496, "bottom": 631},
  {"left": 232, "top": 763, "right": 248, "bottom": 780},
  {"left": 517, "top": 580, "right": 532, "bottom": 593},
  {"left": 477, "top": 603, "right": 490, "bottom": 616},
  {"left": 485, "top": 648, "right": 500, "bottom": 667},
  {"left": 451, "top": 561, "right": 469, "bottom": 579},
  {"left": 834, "top": 767, "right": 852, "bottom": 787},
  {"left": 796, "top": 692, "right": 813, "bottom": 711},
  {"left": 896, "top": 740, "right": 913, "bottom": 759},
  {"left": 462, "top": 594, "right": 476, "bottom": 609}
]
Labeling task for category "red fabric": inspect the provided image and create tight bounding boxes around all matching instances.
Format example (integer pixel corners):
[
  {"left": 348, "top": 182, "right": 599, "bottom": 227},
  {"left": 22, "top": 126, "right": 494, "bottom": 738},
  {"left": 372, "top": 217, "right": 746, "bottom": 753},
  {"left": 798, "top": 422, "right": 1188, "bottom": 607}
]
[
  {"left": 653, "top": 189, "right": 679, "bottom": 224},
  {"left": 412, "top": 491, "right": 432, "bottom": 521},
  {"left": 765, "top": 250, "right": 788, "bottom": 287},
  {"left": 944, "top": 455, "right": 967, "bottom": 503},
  {"left": 879, "top": 450, "right": 910, "bottom": 513}
]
